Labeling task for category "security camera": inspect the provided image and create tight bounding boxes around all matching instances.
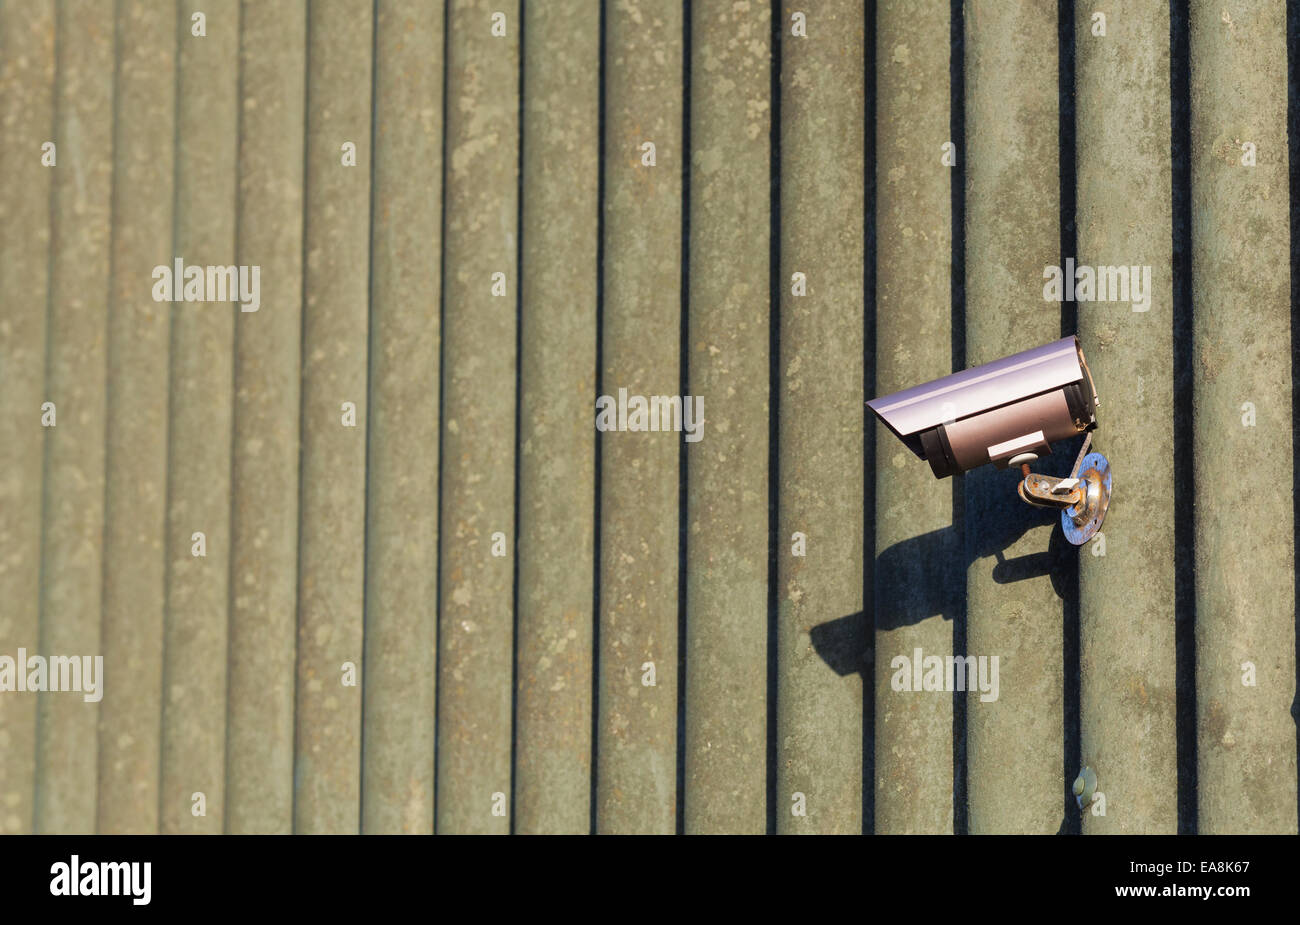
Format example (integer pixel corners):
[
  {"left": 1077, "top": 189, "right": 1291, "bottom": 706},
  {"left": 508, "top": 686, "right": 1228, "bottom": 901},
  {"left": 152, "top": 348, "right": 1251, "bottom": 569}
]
[{"left": 868, "top": 335, "right": 1112, "bottom": 545}]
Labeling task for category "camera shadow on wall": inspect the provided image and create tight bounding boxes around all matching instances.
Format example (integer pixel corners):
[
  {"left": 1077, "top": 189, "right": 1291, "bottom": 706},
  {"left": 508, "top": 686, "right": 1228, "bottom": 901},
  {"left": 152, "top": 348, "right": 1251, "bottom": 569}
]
[{"left": 813, "top": 430, "right": 1086, "bottom": 666}]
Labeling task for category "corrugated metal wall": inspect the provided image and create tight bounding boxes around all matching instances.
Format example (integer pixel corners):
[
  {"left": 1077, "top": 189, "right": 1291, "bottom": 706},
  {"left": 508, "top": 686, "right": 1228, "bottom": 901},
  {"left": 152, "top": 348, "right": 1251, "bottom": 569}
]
[{"left": 0, "top": 0, "right": 1296, "bottom": 835}]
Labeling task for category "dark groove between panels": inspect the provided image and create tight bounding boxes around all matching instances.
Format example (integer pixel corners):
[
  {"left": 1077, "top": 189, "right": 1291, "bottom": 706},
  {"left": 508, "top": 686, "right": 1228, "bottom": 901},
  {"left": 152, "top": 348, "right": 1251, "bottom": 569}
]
[
  {"left": 589, "top": 0, "right": 607, "bottom": 836},
  {"left": 508, "top": 0, "right": 525, "bottom": 838},
  {"left": 1056, "top": 0, "right": 1082, "bottom": 837},
  {"left": 1168, "top": 0, "right": 1198, "bottom": 837},
  {"left": 432, "top": 0, "right": 452, "bottom": 835},
  {"left": 764, "top": 0, "right": 781, "bottom": 838},
  {"left": 1285, "top": 0, "right": 1300, "bottom": 838},
  {"left": 862, "top": 0, "right": 877, "bottom": 836},
  {"left": 674, "top": 0, "right": 690, "bottom": 837},
  {"left": 948, "top": 0, "right": 968, "bottom": 838}
]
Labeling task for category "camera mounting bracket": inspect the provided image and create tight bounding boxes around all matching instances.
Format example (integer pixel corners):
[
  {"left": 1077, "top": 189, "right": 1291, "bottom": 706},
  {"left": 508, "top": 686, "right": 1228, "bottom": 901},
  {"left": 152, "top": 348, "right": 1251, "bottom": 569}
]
[{"left": 1015, "top": 431, "right": 1112, "bottom": 545}]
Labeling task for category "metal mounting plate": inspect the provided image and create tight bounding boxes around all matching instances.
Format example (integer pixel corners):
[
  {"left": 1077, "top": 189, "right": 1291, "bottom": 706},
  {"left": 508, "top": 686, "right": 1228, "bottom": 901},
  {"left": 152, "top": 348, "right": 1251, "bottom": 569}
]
[{"left": 1061, "top": 452, "right": 1111, "bottom": 545}]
